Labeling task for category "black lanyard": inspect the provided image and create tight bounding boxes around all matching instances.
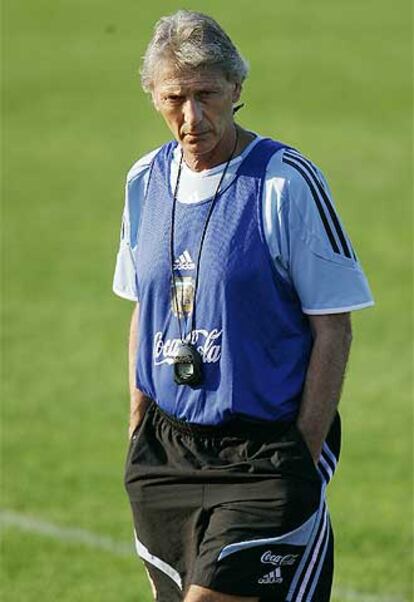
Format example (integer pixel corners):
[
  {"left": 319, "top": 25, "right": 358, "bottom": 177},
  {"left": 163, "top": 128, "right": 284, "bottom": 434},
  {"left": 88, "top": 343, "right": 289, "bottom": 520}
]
[
  {"left": 170, "top": 127, "right": 239, "bottom": 342},
  {"left": 169, "top": 127, "right": 239, "bottom": 386}
]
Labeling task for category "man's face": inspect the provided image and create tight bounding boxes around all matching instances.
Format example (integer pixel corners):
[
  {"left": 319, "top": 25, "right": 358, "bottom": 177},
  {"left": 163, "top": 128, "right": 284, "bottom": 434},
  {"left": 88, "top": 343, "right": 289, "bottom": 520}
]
[{"left": 152, "top": 62, "right": 241, "bottom": 164}]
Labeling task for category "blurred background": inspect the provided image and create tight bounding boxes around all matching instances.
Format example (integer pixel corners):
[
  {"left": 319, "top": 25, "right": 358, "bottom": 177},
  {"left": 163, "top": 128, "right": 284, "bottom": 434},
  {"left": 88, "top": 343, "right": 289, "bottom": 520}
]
[{"left": 2, "top": 1, "right": 412, "bottom": 600}]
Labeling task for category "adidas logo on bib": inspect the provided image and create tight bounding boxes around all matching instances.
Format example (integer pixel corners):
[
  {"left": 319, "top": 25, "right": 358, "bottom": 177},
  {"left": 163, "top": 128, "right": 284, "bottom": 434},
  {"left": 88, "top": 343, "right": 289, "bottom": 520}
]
[
  {"left": 173, "top": 250, "right": 195, "bottom": 271},
  {"left": 258, "top": 568, "right": 283, "bottom": 585}
]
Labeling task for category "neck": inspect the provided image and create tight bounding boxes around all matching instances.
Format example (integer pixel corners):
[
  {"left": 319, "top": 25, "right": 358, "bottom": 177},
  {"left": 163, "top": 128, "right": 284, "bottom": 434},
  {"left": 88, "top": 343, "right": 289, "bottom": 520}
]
[{"left": 182, "top": 125, "right": 254, "bottom": 172}]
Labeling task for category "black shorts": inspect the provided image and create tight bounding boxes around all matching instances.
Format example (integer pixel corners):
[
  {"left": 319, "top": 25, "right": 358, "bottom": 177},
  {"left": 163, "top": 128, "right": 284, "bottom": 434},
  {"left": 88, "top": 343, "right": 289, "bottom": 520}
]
[{"left": 124, "top": 403, "right": 341, "bottom": 601}]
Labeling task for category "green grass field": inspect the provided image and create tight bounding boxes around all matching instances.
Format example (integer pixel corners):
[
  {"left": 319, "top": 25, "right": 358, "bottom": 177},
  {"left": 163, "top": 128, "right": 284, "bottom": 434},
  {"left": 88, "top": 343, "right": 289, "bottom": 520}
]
[{"left": 2, "top": 1, "right": 412, "bottom": 600}]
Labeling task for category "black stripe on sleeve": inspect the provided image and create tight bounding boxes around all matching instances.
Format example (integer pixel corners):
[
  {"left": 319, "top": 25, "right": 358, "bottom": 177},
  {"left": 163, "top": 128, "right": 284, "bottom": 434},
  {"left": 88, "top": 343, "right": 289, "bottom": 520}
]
[
  {"left": 282, "top": 157, "right": 341, "bottom": 255},
  {"left": 284, "top": 152, "right": 353, "bottom": 258},
  {"left": 286, "top": 149, "right": 321, "bottom": 182}
]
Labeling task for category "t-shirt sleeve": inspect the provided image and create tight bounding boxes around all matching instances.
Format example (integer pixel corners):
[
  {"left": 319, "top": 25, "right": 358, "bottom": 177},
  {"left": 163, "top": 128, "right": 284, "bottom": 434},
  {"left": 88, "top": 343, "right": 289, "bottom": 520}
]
[
  {"left": 112, "top": 187, "right": 139, "bottom": 301},
  {"left": 112, "top": 152, "right": 157, "bottom": 302},
  {"left": 266, "top": 150, "right": 374, "bottom": 314}
]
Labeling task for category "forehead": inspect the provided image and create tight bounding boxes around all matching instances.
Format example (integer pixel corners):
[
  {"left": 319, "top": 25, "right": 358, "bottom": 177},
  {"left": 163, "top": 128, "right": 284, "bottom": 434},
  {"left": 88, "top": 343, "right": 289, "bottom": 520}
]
[{"left": 153, "top": 62, "right": 230, "bottom": 93}]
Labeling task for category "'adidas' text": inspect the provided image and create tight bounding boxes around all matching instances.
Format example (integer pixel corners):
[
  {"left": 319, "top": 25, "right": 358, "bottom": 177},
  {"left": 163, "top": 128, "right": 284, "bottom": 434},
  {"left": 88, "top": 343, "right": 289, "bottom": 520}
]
[
  {"left": 258, "top": 568, "right": 283, "bottom": 585},
  {"left": 173, "top": 250, "right": 195, "bottom": 271}
]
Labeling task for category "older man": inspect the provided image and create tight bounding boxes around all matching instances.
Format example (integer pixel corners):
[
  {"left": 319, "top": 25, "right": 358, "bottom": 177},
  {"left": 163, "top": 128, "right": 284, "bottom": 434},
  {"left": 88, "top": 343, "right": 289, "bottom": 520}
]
[{"left": 114, "top": 10, "right": 373, "bottom": 602}]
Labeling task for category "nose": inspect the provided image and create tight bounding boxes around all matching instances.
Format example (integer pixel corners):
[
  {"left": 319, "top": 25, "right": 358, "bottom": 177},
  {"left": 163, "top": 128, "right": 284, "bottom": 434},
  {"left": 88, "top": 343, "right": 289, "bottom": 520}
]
[{"left": 182, "top": 97, "right": 203, "bottom": 129}]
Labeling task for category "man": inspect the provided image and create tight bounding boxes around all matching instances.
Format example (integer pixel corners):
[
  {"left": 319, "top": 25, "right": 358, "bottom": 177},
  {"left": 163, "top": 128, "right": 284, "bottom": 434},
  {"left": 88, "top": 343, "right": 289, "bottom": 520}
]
[{"left": 113, "top": 10, "right": 373, "bottom": 602}]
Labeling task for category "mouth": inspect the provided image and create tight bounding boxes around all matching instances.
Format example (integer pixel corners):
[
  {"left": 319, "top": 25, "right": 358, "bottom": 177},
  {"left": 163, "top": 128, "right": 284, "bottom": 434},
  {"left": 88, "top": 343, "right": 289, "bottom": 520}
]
[{"left": 183, "top": 131, "right": 209, "bottom": 140}]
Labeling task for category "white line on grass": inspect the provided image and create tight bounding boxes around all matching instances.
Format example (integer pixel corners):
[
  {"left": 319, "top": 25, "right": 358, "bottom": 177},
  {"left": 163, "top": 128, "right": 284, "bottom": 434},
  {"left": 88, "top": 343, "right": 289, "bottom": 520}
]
[
  {"left": 333, "top": 589, "right": 406, "bottom": 602},
  {"left": 0, "top": 509, "right": 407, "bottom": 602},
  {"left": 0, "top": 509, "right": 133, "bottom": 557}
]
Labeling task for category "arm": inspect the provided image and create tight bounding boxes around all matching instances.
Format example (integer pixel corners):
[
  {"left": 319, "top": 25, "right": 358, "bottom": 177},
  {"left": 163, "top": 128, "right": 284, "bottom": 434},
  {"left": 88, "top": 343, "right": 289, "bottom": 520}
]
[
  {"left": 128, "top": 304, "right": 151, "bottom": 439},
  {"left": 296, "top": 312, "right": 352, "bottom": 463}
]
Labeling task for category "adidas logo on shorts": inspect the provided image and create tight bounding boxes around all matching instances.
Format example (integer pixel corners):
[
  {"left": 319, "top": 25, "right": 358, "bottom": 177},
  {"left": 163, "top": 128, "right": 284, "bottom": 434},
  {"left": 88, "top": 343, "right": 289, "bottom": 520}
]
[
  {"left": 258, "top": 568, "right": 283, "bottom": 584},
  {"left": 173, "top": 250, "right": 195, "bottom": 271}
]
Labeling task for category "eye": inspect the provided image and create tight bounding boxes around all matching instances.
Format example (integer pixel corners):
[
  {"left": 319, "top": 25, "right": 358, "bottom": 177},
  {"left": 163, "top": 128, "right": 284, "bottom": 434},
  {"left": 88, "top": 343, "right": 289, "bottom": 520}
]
[
  {"left": 163, "top": 94, "right": 184, "bottom": 105},
  {"left": 198, "top": 90, "right": 215, "bottom": 100}
]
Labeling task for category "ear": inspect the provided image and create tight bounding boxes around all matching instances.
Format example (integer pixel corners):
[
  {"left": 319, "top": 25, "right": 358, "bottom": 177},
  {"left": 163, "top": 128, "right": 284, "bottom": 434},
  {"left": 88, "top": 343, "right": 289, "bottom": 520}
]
[
  {"left": 232, "top": 82, "right": 242, "bottom": 104},
  {"left": 151, "top": 90, "right": 160, "bottom": 111}
]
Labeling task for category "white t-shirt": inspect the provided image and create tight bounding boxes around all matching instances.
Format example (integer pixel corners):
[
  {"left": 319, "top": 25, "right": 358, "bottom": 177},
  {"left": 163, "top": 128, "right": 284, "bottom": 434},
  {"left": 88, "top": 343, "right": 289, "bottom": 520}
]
[{"left": 113, "top": 136, "right": 374, "bottom": 314}]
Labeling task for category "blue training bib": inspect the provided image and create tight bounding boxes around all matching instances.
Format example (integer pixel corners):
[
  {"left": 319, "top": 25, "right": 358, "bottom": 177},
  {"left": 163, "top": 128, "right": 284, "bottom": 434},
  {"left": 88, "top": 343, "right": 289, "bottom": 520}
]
[{"left": 134, "top": 139, "right": 312, "bottom": 425}]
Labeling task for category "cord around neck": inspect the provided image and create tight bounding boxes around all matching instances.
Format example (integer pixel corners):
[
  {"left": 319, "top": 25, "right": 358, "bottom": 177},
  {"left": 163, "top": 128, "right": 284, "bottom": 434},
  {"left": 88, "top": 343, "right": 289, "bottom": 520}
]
[{"left": 170, "top": 126, "right": 239, "bottom": 342}]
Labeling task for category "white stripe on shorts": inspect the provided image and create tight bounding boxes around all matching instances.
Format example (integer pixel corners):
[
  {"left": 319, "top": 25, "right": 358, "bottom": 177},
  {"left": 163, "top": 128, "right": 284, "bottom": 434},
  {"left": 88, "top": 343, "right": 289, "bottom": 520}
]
[
  {"left": 217, "top": 511, "right": 317, "bottom": 561},
  {"left": 134, "top": 531, "right": 183, "bottom": 590},
  {"left": 319, "top": 453, "right": 334, "bottom": 483},
  {"left": 296, "top": 507, "right": 329, "bottom": 601},
  {"left": 322, "top": 441, "right": 338, "bottom": 469},
  {"left": 306, "top": 514, "right": 331, "bottom": 600},
  {"left": 287, "top": 489, "right": 326, "bottom": 601}
]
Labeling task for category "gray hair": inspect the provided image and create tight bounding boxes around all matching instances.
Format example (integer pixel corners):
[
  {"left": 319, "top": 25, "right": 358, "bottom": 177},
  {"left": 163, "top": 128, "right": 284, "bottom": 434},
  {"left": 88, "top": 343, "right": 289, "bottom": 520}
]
[{"left": 141, "top": 10, "right": 249, "bottom": 92}]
